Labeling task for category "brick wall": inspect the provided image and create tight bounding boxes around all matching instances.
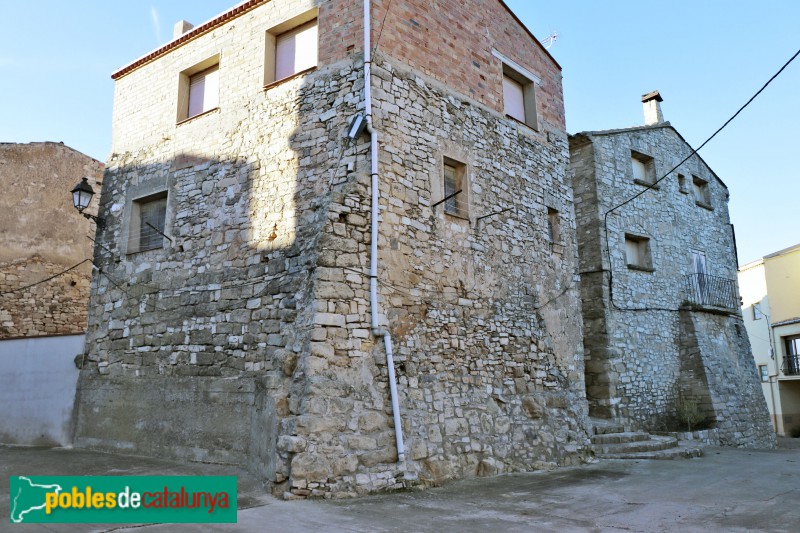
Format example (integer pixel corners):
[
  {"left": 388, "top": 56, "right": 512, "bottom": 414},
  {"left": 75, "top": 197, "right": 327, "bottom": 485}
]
[{"left": 373, "top": 0, "right": 564, "bottom": 131}]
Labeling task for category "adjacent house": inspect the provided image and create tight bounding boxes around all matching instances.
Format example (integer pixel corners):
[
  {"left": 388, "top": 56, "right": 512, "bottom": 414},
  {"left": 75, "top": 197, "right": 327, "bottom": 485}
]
[
  {"left": 0, "top": 141, "right": 104, "bottom": 445},
  {"left": 76, "top": 0, "right": 591, "bottom": 497},
  {"left": 569, "top": 92, "right": 774, "bottom": 448},
  {"left": 739, "top": 242, "right": 800, "bottom": 436}
]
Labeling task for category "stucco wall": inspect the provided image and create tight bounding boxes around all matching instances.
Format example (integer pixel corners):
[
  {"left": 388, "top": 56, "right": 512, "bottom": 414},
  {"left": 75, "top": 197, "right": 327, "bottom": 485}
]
[{"left": 0, "top": 335, "right": 83, "bottom": 445}]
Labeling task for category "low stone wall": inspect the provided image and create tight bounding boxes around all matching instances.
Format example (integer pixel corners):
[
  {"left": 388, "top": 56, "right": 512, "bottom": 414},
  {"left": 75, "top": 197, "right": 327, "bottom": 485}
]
[{"left": 73, "top": 374, "right": 277, "bottom": 478}]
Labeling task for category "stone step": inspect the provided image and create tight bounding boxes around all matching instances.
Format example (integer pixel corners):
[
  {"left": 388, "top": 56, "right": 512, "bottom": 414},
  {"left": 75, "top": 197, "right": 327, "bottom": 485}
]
[
  {"left": 590, "top": 431, "right": 651, "bottom": 445},
  {"left": 592, "top": 435, "right": 677, "bottom": 455},
  {"left": 595, "top": 442, "right": 704, "bottom": 460},
  {"left": 590, "top": 418, "right": 626, "bottom": 435}
]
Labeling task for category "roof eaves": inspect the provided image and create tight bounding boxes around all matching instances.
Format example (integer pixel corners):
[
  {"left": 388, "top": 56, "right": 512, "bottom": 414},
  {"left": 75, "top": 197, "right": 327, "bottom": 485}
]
[
  {"left": 111, "top": 0, "right": 269, "bottom": 80},
  {"left": 764, "top": 242, "right": 800, "bottom": 260},
  {"left": 571, "top": 122, "right": 728, "bottom": 190}
]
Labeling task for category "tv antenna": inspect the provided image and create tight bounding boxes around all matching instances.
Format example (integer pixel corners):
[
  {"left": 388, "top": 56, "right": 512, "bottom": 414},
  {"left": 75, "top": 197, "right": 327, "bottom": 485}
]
[{"left": 540, "top": 31, "right": 558, "bottom": 50}]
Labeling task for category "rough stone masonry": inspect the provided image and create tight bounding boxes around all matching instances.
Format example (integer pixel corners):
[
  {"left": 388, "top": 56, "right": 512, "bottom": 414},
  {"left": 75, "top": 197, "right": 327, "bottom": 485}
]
[
  {"left": 75, "top": 0, "right": 592, "bottom": 498},
  {"left": 570, "top": 98, "right": 774, "bottom": 448}
]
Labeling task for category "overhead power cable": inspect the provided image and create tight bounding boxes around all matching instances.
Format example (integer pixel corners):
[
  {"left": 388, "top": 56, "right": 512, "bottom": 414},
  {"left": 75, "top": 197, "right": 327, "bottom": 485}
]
[{"left": 0, "top": 259, "right": 92, "bottom": 296}]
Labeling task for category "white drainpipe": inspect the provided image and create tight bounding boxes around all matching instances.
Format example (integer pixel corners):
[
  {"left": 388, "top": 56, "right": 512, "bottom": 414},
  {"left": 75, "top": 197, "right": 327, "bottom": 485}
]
[{"left": 363, "top": 0, "right": 405, "bottom": 462}]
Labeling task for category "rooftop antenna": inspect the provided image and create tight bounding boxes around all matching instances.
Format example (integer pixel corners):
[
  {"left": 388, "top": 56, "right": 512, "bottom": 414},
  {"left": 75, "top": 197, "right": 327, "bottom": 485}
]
[{"left": 540, "top": 31, "right": 558, "bottom": 50}]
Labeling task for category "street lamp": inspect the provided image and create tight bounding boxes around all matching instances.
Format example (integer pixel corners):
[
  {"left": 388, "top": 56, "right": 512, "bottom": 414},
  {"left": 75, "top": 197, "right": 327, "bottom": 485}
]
[{"left": 70, "top": 177, "right": 104, "bottom": 225}]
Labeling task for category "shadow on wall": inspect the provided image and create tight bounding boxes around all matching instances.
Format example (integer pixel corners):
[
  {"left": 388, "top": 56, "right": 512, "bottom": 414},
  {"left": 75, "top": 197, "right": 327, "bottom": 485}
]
[{"left": 73, "top": 62, "right": 365, "bottom": 485}]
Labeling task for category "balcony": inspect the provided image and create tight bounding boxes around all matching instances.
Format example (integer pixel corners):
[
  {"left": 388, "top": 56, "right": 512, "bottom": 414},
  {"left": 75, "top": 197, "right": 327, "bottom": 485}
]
[
  {"left": 683, "top": 273, "right": 739, "bottom": 311},
  {"left": 782, "top": 355, "right": 800, "bottom": 377}
]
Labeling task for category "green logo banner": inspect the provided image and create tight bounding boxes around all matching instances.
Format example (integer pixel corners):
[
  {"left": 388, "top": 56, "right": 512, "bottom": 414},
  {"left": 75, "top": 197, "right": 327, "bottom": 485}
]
[{"left": 9, "top": 476, "right": 237, "bottom": 524}]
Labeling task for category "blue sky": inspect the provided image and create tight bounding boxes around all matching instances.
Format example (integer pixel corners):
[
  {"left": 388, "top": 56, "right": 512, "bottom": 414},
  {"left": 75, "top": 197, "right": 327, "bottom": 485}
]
[{"left": 0, "top": 1, "right": 797, "bottom": 264}]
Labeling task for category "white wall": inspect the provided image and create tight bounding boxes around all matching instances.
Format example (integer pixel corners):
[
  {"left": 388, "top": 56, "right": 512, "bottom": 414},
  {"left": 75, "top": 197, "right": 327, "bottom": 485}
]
[{"left": 0, "top": 335, "right": 83, "bottom": 445}]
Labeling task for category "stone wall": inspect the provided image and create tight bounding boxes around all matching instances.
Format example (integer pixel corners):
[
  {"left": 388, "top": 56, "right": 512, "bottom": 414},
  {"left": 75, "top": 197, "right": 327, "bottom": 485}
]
[
  {"left": 81, "top": 0, "right": 589, "bottom": 498},
  {"left": 0, "top": 142, "right": 103, "bottom": 339},
  {"left": 0, "top": 256, "right": 91, "bottom": 338},
  {"left": 570, "top": 124, "right": 775, "bottom": 448},
  {"left": 286, "top": 55, "right": 589, "bottom": 497}
]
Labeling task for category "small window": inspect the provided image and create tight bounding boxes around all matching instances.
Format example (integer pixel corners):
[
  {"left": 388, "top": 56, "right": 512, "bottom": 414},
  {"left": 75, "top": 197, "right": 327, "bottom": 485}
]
[
  {"left": 502, "top": 65, "right": 538, "bottom": 130},
  {"left": 631, "top": 151, "right": 656, "bottom": 185},
  {"left": 265, "top": 16, "right": 318, "bottom": 85},
  {"left": 624, "top": 234, "right": 653, "bottom": 270},
  {"left": 692, "top": 176, "right": 711, "bottom": 206},
  {"left": 677, "top": 173, "right": 689, "bottom": 194},
  {"left": 187, "top": 65, "right": 219, "bottom": 118},
  {"left": 129, "top": 192, "right": 168, "bottom": 253},
  {"left": 759, "top": 365, "right": 768, "bottom": 382},
  {"left": 753, "top": 304, "right": 763, "bottom": 320},
  {"left": 177, "top": 56, "right": 220, "bottom": 123},
  {"left": 547, "top": 207, "right": 560, "bottom": 246},
  {"left": 442, "top": 158, "right": 468, "bottom": 218}
]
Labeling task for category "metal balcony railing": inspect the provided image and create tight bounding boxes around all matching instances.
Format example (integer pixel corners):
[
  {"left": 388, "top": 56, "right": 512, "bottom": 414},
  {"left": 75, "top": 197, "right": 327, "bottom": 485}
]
[
  {"left": 782, "top": 355, "right": 800, "bottom": 377},
  {"left": 683, "top": 273, "right": 739, "bottom": 310}
]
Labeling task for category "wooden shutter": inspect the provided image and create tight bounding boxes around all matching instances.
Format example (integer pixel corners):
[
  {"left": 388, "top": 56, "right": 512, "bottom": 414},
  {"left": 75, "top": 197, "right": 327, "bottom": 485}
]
[{"left": 503, "top": 75, "right": 526, "bottom": 122}]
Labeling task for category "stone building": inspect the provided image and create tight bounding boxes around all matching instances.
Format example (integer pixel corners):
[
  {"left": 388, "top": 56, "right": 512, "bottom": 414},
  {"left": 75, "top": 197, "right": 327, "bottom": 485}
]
[
  {"left": 570, "top": 92, "right": 774, "bottom": 448},
  {"left": 76, "top": 0, "right": 591, "bottom": 497},
  {"left": 0, "top": 141, "right": 103, "bottom": 446},
  {"left": 0, "top": 142, "right": 103, "bottom": 339}
]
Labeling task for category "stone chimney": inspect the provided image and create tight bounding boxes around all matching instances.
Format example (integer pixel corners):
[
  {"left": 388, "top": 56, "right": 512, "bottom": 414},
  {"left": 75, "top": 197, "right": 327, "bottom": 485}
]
[
  {"left": 641, "top": 90, "right": 664, "bottom": 125},
  {"left": 173, "top": 20, "right": 194, "bottom": 39}
]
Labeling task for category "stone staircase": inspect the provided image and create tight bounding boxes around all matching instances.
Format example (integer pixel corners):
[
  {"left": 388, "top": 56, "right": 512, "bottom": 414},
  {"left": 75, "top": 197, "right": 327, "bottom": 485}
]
[{"left": 590, "top": 418, "right": 704, "bottom": 460}]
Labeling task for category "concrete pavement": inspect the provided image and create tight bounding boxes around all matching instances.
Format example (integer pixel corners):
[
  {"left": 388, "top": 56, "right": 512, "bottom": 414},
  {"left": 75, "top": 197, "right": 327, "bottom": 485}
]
[{"left": 2, "top": 442, "right": 798, "bottom": 532}]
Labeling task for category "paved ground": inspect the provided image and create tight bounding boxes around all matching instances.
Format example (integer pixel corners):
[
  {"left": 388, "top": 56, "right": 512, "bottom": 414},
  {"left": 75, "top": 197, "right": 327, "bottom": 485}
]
[{"left": 2, "top": 441, "right": 798, "bottom": 532}]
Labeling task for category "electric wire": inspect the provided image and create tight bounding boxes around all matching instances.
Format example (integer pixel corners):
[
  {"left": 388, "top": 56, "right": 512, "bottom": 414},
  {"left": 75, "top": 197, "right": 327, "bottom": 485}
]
[
  {"left": 0, "top": 259, "right": 92, "bottom": 295},
  {"left": 374, "top": 0, "right": 395, "bottom": 53}
]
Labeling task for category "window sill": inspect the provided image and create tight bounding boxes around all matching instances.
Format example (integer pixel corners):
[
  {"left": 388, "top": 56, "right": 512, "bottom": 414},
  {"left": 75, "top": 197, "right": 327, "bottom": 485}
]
[
  {"left": 550, "top": 242, "right": 564, "bottom": 255},
  {"left": 263, "top": 66, "right": 317, "bottom": 90},
  {"left": 444, "top": 210, "right": 470, "bottom": 222},
  {"left": 695, "top": 200, "right": 714, "bottom": 211},
  {"left": 505, "top": 114, "right": 539, "bottom": 133},
  {"left": 627, "top": 264, "right": 655, "bottom": 272},
  {"left": 177, "top": 107, "right": 219, "bottom": 126},
  {"left": 679, "top": 188, "right": 690, "bottom": 194},
  {"left": 633, "top": 178, "right": 660, "bottom": 190}
]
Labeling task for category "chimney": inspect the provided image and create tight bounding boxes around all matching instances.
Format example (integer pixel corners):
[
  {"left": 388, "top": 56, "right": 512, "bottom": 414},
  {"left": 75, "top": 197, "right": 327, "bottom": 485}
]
[
  {"left": 173, "top": 20, "right": 194, "bottom": 39},
  {"left": 641, "top": 90, "right": 664, "bottom": 125}
]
